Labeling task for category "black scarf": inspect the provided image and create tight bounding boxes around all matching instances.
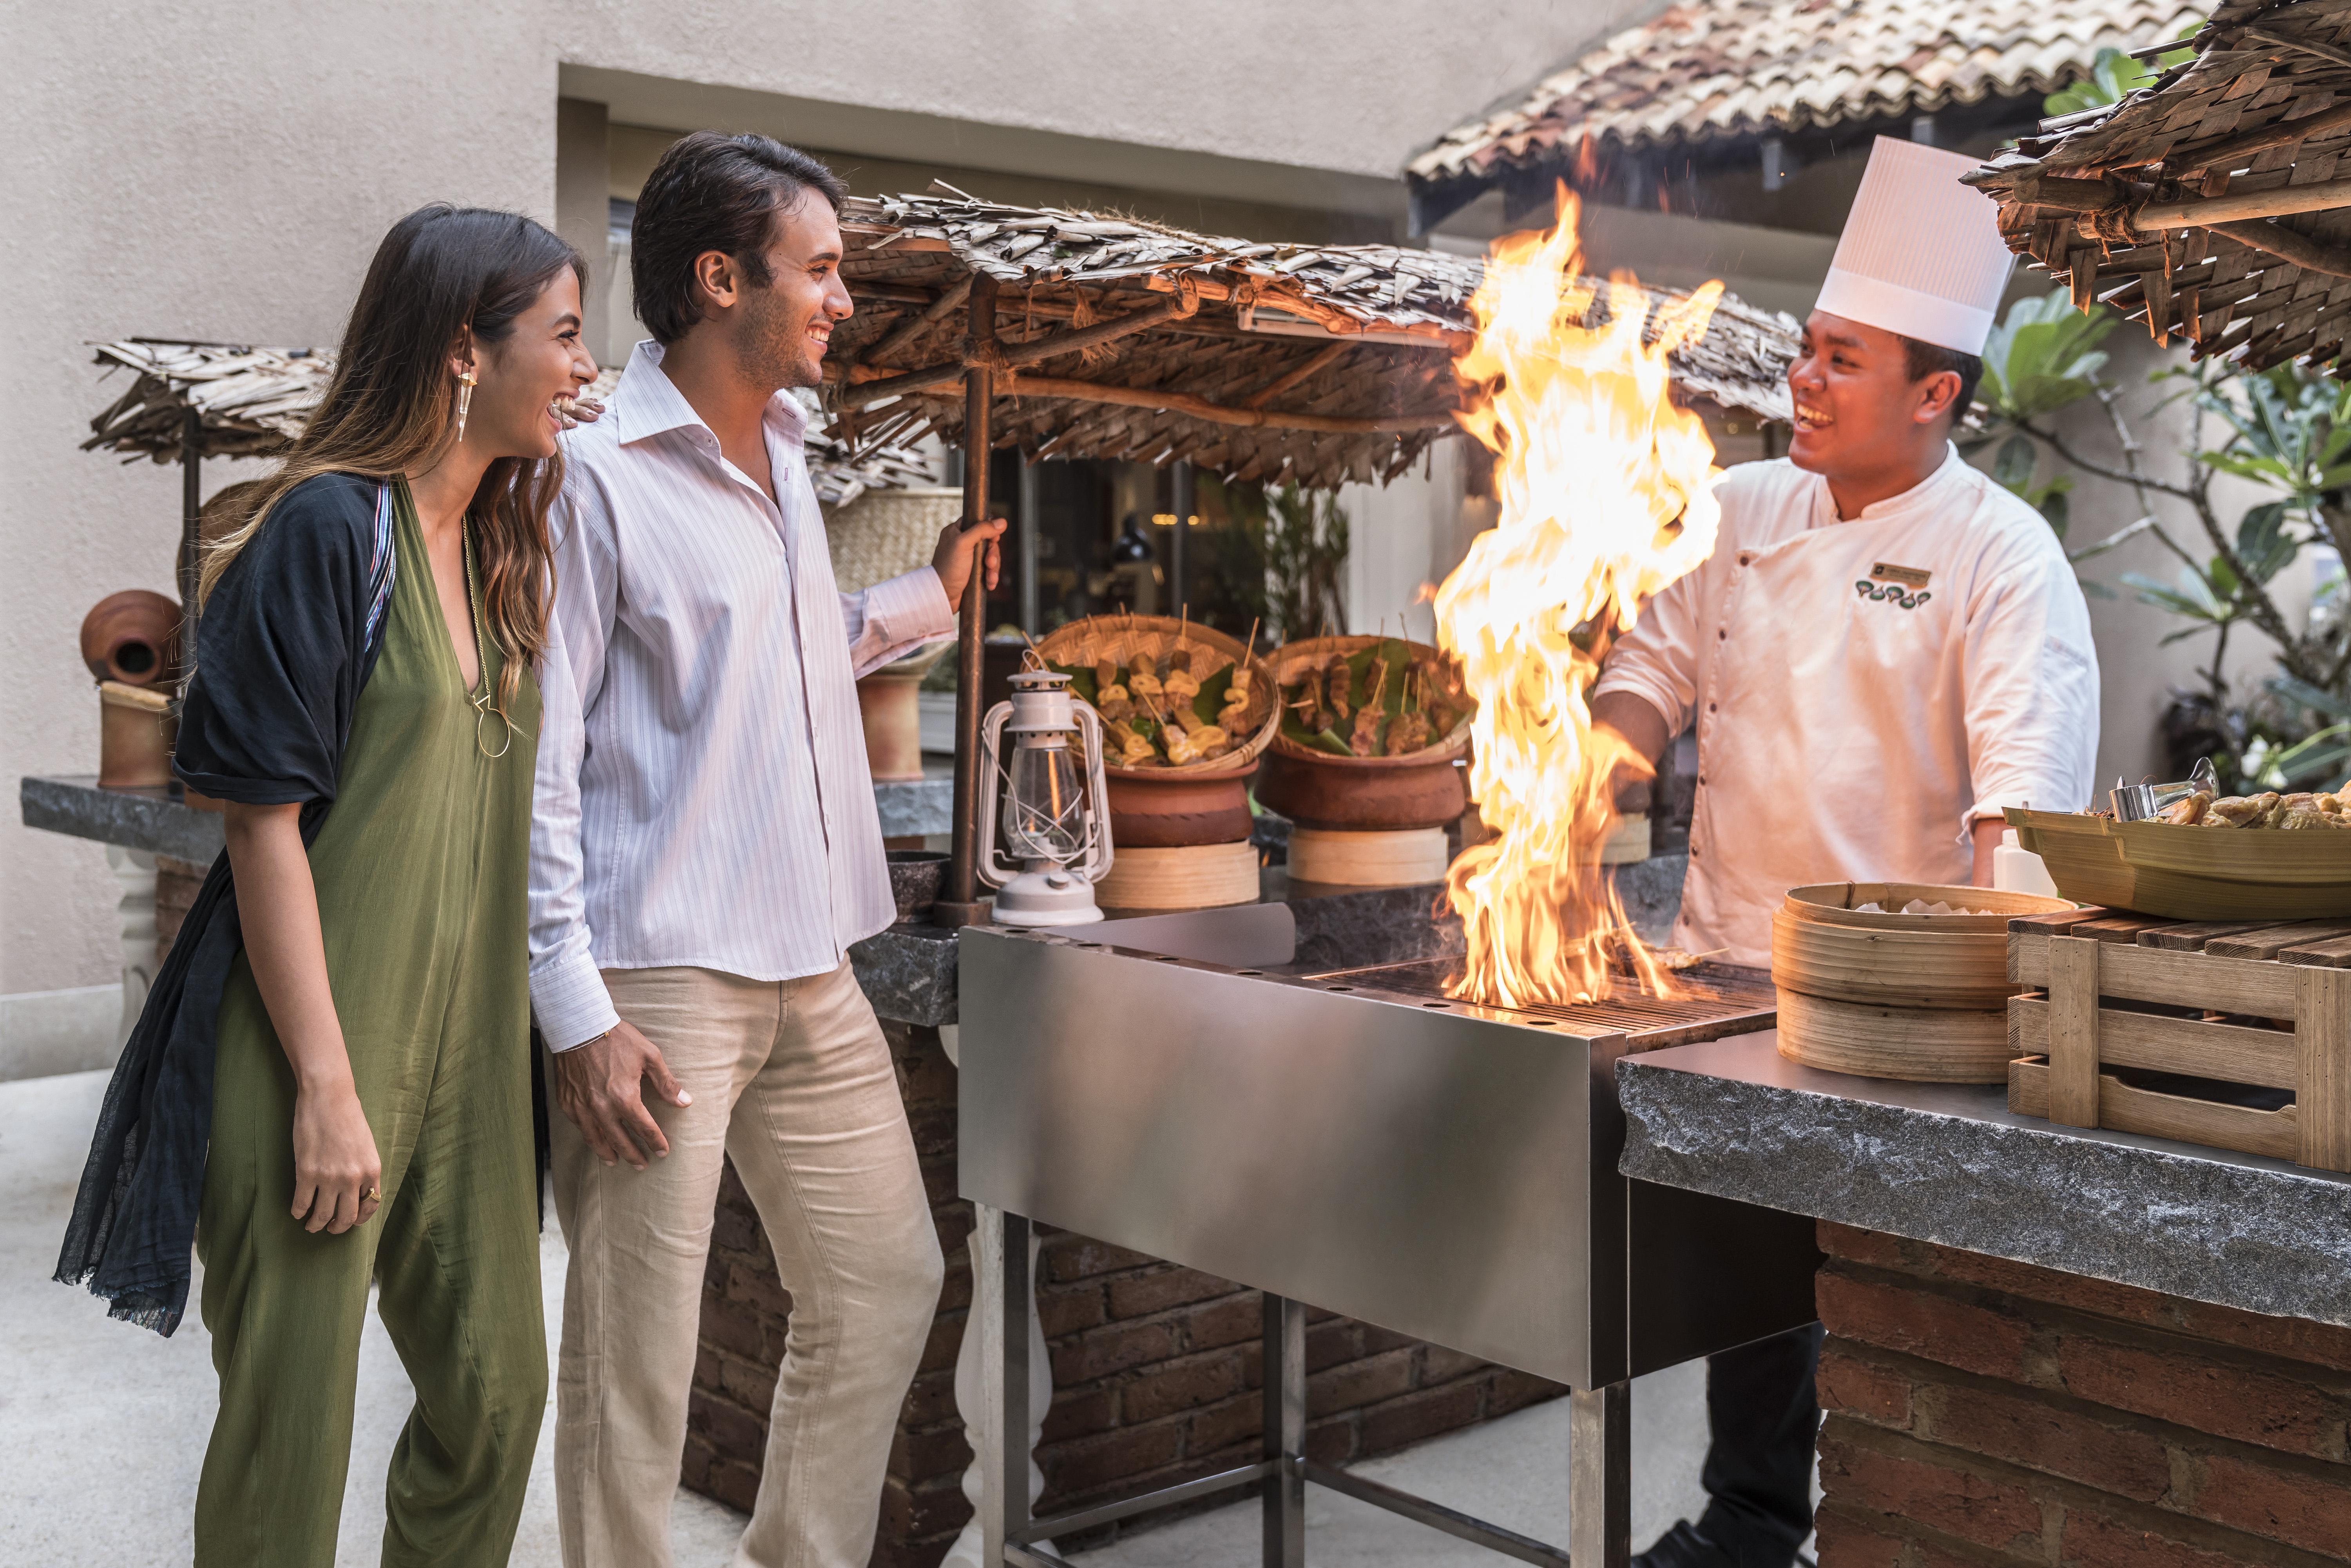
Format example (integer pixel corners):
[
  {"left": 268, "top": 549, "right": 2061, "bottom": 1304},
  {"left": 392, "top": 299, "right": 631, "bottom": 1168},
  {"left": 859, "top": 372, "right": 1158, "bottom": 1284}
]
[{"left": 55, "top": 473, "right": 392, "bottom": 1333}]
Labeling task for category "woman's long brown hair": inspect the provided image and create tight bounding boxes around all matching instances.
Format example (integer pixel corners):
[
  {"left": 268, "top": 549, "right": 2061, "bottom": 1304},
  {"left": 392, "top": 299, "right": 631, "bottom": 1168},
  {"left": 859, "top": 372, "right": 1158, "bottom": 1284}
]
[{"left": 200, "top": 205, "right": 585, "bottom": 712}]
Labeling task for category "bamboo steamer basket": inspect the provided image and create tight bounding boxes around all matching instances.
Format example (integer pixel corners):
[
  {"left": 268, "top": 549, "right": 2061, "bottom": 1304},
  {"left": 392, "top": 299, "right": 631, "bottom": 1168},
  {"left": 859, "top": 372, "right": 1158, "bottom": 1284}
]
[
  {"left": 2007, "top": 806, "right": 2351, "bottom": 920},
  {"left": 1773, "top": 881, "right": 2075, "bottom": 1082}
]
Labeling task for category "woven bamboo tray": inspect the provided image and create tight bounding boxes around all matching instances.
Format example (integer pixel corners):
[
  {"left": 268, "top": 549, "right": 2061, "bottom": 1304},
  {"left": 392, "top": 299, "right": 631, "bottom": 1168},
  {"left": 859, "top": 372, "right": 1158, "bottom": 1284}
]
[
  {"left": 2006, "top": 807, "right": 2351, "bottom": 920},
  {"left": 1774, "top": 881, "right": 2074, "bottom": 1082},
  {"left": 2007, "top": 907, "right": 2351, "bottom": 1171},
  {"left": 1034, "top": 614, "right": 1277, "bottom": 778},
  {"left": 1264, "top": 634, "right": 1472, "bottom": 766}
]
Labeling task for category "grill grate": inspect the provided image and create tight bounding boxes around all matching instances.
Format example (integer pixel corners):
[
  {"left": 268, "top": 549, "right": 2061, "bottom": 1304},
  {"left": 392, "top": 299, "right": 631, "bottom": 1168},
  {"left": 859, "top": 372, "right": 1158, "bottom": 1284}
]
[{"left": 1301, "top": 958, "right": 1778, "bottom": 1049}]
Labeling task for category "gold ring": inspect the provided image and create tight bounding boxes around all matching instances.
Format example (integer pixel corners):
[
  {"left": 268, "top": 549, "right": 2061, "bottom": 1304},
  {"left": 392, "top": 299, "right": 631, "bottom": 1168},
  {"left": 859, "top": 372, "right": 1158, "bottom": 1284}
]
[{"left": 363, "top": 1186, "right": 380, "bottom": 1203}]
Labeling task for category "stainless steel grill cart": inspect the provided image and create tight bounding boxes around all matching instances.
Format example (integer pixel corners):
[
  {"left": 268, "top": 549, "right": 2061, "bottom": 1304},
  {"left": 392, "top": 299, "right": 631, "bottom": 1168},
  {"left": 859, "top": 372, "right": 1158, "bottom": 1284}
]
[{"left": 959, "top": 906, "right": 1819, "bottom": 1567}]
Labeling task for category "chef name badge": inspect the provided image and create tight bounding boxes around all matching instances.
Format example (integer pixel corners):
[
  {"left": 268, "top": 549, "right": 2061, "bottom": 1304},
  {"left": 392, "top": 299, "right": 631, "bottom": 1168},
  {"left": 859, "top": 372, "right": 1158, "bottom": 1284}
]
[{"left": 1857, "top": 561, "right": 1932, "bottom": 610}]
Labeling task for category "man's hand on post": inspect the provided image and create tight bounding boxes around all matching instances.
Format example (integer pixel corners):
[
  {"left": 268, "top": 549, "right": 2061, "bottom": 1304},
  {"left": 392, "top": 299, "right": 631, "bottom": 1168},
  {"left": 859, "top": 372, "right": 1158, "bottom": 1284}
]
[
  {"left": 551, "top": 1019, "right": 691, "bottom": 1171},
  {"left": 933, "top": 514, "right": 1007, "bottom": 606}
]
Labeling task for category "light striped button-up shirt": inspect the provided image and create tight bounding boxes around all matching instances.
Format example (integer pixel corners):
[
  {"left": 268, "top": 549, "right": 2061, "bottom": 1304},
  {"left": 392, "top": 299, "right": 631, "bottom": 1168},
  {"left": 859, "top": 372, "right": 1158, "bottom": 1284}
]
[{"left": 527, "top": 341, "right": 955, "bottom": 1051}]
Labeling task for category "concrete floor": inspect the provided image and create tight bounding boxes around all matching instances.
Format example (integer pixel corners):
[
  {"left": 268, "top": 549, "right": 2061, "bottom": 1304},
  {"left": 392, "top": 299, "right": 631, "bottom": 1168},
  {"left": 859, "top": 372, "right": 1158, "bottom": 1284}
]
[{"left": 4, "top": 1067, "right": 1766, "bottom": 1567}]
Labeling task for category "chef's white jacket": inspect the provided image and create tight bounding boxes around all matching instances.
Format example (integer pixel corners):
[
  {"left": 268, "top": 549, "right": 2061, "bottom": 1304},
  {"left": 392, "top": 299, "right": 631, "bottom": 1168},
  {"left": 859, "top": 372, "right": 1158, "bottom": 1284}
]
[{"left": 1593, "top": 444, "right": 2099, "bottom": 968}]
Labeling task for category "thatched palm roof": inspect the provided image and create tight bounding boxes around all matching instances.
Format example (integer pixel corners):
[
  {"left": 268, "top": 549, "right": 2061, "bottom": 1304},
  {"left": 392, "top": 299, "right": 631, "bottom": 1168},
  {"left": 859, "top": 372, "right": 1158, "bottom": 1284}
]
[
  {"left": 1968, "top": 0, "right": 2351, "bottom": 372},
  {"left": 827, "top": 188, "right": 1798, "bottom": 491},
  {"left": 83, "top": 339, "right": 934, "bottom": 507},
  {"left": 1407, "top": 0, "right": 2203, "bottom": 221}
]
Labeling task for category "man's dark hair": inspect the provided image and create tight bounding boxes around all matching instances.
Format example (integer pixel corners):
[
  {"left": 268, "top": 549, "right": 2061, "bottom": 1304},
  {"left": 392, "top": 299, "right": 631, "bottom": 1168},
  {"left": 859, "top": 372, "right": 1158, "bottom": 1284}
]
[
  {"left": 1898, "top": 334, "right": 1984, "bottom": 425},
  {"left": 631, "top": 131, "right": 848, "bottom": 344}
]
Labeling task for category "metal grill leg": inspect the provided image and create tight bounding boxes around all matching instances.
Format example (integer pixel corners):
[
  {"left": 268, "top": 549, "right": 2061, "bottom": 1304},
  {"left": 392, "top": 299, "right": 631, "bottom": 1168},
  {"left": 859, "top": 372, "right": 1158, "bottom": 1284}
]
[
  {"left": 1262, "top": 1293, "right": 1306, "bottom": 1567},
  {"left": 977, "top": 1206, "right": 1034, "bottom": 1566},
  {"left": 1569, "top": 1381, "right": 1630, "bottom": 1568}
]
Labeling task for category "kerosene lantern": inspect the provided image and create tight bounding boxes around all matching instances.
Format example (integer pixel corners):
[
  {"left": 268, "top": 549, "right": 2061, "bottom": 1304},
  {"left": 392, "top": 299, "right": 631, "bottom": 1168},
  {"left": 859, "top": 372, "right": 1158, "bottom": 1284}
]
[{"left": 975, "top": 669, "right": 1114, "bottom": 925}]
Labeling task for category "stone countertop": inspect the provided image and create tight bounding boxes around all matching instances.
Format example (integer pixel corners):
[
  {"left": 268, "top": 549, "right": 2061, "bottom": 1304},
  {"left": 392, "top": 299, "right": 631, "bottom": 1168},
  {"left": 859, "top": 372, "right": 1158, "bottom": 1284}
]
[
  {"left": 853, "top": 866, "right": 1488, "bottom": 1029},
  {"left": 22, "top": 773, "right": 953, "bottom": 860},
  {"left": 1617, "top": 1033, "right": 2351, "bottom": 1329},
  {"left": 20, "top": 776, "right": 225, "bottom": 863}
]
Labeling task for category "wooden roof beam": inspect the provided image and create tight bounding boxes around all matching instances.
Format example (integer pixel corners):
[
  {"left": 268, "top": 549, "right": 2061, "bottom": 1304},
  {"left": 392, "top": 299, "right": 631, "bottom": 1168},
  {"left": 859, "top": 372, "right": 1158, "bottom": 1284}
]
[{"left": 918, "top": 375, "right": 1456, "bottom": 437}]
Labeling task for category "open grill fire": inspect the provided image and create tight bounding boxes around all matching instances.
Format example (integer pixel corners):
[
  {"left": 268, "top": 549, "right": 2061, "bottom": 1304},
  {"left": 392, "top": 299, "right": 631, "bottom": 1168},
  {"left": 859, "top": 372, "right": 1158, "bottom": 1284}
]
[{"left": 1436, "top": 192, "right": 1727, "bottom": 1009}]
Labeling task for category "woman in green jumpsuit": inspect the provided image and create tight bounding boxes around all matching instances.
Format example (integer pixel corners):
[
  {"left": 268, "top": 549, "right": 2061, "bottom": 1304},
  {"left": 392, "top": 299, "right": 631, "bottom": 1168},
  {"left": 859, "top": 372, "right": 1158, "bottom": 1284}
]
[{"left": 58, "top": 205, "right": 598, "bottom": 1567}]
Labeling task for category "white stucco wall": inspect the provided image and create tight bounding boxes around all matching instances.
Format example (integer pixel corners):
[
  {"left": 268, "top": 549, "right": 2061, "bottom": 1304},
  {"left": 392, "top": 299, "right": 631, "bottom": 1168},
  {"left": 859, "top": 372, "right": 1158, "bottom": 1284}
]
[{"left": 4, "top": 0, "right": 1664, "bottom": 994}]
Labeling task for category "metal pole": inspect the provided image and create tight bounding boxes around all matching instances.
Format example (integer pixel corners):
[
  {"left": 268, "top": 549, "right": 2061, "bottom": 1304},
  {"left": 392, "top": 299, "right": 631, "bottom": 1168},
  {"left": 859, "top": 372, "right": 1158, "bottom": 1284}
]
[
  {"left": 977, "top": 1204, "right": 1033, "bottom": 1568},
  {"left": 1170, "top": 459, "right": 1193, "bottom": 614},
  {"left": 1262, "top": 1293, "right": 1306, "bottom": 1568},
  {"left": 1569, "top": 1382, "right": 1631, "bottom": 1568},
  {"left": 942, "top": 273, "right": 999, "bottom": 928},
  {"left": 1017, "top": 455, "right": 1040, "bottom": 636},
  {"left": 179, "top": 409, "right": 203, "bottom": 674}
]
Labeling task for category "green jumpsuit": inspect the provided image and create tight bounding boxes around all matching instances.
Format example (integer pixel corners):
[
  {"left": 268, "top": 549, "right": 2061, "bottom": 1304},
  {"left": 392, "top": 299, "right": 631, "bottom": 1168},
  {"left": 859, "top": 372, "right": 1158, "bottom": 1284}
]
[{"left": 194, "top": 484, "right": 545, "bottom": 1567}]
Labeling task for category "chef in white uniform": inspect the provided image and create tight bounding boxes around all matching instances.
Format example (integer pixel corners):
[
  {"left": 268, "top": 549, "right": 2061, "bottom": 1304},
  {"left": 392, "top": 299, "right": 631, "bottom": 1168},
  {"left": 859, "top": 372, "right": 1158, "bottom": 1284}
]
[{"left": 1599, "top": 139, "right": 2100, "bottom": 1568}]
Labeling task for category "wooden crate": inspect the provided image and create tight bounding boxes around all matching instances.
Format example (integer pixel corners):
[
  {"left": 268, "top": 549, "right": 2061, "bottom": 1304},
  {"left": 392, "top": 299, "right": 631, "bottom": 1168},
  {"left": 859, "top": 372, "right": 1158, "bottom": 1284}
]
[{"left": 2007, "top": 909, "right": 2351, "bottom": 1171}]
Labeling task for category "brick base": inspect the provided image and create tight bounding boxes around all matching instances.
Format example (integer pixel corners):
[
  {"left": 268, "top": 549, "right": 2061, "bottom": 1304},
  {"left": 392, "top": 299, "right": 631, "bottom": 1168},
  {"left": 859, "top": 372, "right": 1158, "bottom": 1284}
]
[
  {"left": 154, "top": 853, "right": 205, "bottom": 967},
  {"left": 1814, "top": 1222, "right": 2351, "bottom": 1568},
  {"left": 686, "top": 1022, "right": 1565, "bottom": 1567}
]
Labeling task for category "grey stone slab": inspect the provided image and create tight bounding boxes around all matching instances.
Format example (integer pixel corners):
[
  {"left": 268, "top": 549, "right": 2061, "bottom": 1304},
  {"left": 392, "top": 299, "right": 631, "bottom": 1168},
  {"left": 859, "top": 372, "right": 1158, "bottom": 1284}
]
[
  {"left": 851, "top": 924, "right": 960, "bottom": 1027},
  {"left": 20, "top": 775, "right": 224, "bottom": 864},
  {"left": 874, "top": 777, "right": 952, "bottom": 839},
  {"left": 1616, "top": 853, "right": 1687, "bottom": 946},
  {"left": 1276, "top": 871, "right": 1466, "bottom": 972},
  {"left": 1618, "top": 1034, "right": 2351, "bottom": 1327}
]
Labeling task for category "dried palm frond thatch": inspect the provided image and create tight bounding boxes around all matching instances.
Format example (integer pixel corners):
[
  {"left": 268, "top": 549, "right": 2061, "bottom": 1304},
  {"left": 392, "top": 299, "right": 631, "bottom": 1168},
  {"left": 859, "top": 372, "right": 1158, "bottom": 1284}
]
[
  {"left": 1969, "top": 0, "right": 2351, "bottom": 374},
  {"left": 826, "top": 187, "right": 1798, "bottom": 491},
  {"left": 83, "top": 341, "right": 935, "bottom": 505}
]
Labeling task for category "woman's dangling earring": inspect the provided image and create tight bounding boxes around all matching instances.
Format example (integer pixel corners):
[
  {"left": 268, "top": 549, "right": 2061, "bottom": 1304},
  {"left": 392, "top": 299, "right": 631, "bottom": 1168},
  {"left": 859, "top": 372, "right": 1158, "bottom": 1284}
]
[{"left": 456, "top": 369, "right": 477, "bottom": 443}]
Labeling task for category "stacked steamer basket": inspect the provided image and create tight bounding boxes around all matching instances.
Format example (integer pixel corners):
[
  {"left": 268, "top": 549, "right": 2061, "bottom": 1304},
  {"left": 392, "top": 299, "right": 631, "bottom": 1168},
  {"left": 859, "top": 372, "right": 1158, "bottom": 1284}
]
[
  {"left": 1773, "top": 881, "right": 2076, "bottom": 1081},
  {"left": 1034, "top": 614, "right": 1280, "bottom": 911},
  {"left": 1252, "top": 634, "right": 1475, "bottom": 887}
]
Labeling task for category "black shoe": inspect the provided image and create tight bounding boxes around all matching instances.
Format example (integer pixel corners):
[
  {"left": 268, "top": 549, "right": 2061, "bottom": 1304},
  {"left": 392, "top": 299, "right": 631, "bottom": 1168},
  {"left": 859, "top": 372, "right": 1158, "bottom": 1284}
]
[
  {"left": 1635, "top": 1519, "right": 1817, "bottom": 1568},
  {"left": 1632, "top": 1521, "right": 1737, "bottom": 1568}
]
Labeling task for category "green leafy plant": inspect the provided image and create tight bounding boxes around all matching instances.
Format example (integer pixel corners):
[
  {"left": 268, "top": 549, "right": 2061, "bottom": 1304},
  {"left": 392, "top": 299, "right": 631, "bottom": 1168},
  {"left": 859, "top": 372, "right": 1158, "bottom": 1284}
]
[
  {"left": 2041, "top": 35, "right": 2197, "bottom": 118},
  {"left": 1974, "top": 291, "right": 2351, "bottom": 787},
  {"left": 1236, "top": 482, "right": 1349, "bottom": 641}
]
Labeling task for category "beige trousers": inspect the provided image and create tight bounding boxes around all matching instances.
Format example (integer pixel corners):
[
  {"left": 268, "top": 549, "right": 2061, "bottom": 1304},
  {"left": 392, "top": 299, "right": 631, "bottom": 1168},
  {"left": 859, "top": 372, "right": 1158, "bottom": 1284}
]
[{"left": 549, "top": 962, "right": 945, "bottom": 1568}]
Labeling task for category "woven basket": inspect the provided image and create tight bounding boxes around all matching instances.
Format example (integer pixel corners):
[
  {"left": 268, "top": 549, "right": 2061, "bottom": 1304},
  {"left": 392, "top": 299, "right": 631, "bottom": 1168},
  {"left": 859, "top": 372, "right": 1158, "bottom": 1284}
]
[
  {"left": 826, "top": 486, "right": 961, "bottom": 593},
  {"left": 1034, "top": 614, "right": 1278, "bottom": 777},
  {"left": 827, "top": 486, "right": 960, "bottom": 678},
  {"left": 1264, "top": 635, "right": 1473, "bottom": 766}
]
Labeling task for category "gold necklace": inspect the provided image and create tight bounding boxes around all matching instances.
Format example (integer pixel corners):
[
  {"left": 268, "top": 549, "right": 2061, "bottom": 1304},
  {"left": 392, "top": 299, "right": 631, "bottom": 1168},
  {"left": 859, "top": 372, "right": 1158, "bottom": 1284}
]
[{"left": 462, "top": 523, "right": 514, "bottom": 759}]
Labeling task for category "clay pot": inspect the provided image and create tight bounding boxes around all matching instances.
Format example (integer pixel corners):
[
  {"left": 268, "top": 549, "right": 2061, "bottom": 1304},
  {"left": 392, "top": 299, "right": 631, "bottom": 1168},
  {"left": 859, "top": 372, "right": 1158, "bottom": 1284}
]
[
  {"left": 1255, "top": 749, "right": 1467, "bottom": 832},
  {"left": 98, "top": 681, "right": 175, "bottom": 788},
  {"left": 81, "top": 590, "right": 181, "bottom": 688},
  {"left": 858, "top": 661, "right": 933, "bottom": 782},
  {"left": 1105, "top": 767, "right": 1255, "bottom": 848}
]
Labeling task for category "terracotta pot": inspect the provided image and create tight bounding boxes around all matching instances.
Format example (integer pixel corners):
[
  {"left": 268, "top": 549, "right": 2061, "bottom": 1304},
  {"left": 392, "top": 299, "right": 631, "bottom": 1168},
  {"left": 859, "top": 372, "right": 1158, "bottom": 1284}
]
[
  {"left": 1255, "top": 749, "right": 1467, "bottom": 832},
  {"left": 81, "top": 590, "right": 180, "bottom": 688},
  {"left": 98, "top": 681, "right": 175, "bottom": 788},
  {"left": 858, "top": 662, "right": 930, "bottom": 782},
  {"left": 1105, "top": 767, "right": 1255, "bottom": 848}
]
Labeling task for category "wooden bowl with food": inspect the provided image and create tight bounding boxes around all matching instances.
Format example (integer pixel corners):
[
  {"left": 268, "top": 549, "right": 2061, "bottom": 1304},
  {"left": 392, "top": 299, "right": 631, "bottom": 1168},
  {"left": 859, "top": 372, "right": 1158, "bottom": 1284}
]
[
  {"left": 1034, "top": 614, "right": 1279, "bottom": 848},
  {"left": 2009, "top": 794, "right": 2351, "bottom": 919},
  {"left": 1252, "top": 635, "right": 1476, "bottom": 831}
]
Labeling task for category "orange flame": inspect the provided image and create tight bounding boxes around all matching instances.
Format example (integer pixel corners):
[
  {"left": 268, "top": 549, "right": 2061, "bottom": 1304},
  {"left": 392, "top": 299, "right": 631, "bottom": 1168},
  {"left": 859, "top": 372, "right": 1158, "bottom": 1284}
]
[{"left": 1435, "top": 190, "right": 1724, "bottom": 1008}]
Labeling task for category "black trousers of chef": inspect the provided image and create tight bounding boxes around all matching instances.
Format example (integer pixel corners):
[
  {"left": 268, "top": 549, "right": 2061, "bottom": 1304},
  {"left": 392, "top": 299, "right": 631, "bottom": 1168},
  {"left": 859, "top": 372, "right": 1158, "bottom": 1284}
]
[{"left": 1691, "top": 1323, "right": 1824, "bottom": 1565}]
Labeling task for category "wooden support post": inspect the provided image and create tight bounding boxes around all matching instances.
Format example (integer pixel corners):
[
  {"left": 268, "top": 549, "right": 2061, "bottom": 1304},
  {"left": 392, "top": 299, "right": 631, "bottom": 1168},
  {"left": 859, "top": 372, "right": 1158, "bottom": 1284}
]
[
  {"left": 179, "top": 410, "right": 203, "bottom": 672},
  {"left": 2297, "top": 966, "right": 2351, "bottom": 1171},
  {"left": 2048, "top": 935, "right": 2103, "bottom": 1128},
  {"left": 941, "top": 273, "right": 1000, "bottom": 929}
]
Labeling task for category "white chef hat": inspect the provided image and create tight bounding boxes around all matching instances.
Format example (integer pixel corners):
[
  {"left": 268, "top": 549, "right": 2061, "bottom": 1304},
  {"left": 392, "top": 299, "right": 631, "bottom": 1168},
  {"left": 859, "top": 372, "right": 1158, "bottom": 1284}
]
[{"left": 1814, "top": 137, "right": 2014, "bottom": 356}]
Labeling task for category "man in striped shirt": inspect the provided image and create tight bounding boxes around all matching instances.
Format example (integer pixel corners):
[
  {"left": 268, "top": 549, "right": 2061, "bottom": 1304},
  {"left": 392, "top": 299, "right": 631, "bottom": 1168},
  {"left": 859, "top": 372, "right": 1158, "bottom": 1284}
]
[{"left": 528, "top": 132, "right": 1003, "bottom": 1568}]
